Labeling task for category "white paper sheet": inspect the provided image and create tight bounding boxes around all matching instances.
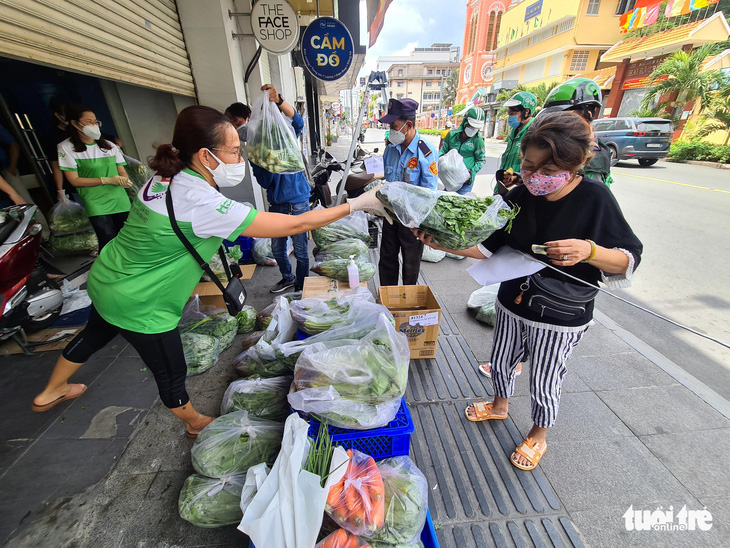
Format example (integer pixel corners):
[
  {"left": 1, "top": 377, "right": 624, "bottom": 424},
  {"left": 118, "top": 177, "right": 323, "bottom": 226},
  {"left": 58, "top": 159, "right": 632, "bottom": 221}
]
[
  {"left": 364, "top": 155, "right": 384, "bottom": 174},
  {"left": 466, "top": 246, "right": 545, "bottom": 286}
]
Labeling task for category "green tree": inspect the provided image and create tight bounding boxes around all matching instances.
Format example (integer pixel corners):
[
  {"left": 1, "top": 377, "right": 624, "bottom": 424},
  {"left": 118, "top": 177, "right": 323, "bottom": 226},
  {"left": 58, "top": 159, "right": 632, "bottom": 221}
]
[
  {"left": 495, "top": 80, "right": 560, "bottom": 117},
  {"left": 640, "top": 43, "right": 725, "bottom": 117},
  {"left": 695, "top": 81, "right": 730, "bottom": 144},
  {"left": 441, "top": 68, "right": 460, "bottom": 106}
]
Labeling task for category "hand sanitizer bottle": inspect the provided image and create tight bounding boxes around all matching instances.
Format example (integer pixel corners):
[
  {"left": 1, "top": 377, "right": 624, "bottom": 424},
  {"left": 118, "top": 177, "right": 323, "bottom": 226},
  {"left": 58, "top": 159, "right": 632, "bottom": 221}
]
[{"left": 347, "top": 255, "right": 359, "bottom": 289}]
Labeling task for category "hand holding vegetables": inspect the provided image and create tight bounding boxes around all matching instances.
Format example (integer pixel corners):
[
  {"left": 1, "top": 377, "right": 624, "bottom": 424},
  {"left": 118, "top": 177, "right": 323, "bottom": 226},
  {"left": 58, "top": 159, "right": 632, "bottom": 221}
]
[{"left": 348, "top": 185, "right": 393, "bottom": 224}]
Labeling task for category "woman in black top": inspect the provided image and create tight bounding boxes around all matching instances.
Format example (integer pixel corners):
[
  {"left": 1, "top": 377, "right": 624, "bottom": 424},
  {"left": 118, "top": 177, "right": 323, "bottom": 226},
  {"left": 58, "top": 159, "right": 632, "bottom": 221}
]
[{"left": 415, "top": 111, "right": 642, "bottom": 471}]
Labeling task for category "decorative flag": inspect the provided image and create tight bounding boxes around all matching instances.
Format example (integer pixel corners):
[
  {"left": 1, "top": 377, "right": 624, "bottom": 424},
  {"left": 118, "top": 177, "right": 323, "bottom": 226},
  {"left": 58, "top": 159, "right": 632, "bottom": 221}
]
[
  {"left": 619, "top": 11, "right": 631, "bottom": 32},
  {"left": 644, "top": 3, "right": 661, "bottom": 24},
  {"left": 368, "top": 0, "right": 394, "bottom": 47},
  {"left": 667, "top": 0, "right": 691, "bottom": 17},
  {"left": 664, "top": 0, "right": 674, "bottom": 16},
  {"left": 690, "top": 0, "right": 709, "bottom": 9}
]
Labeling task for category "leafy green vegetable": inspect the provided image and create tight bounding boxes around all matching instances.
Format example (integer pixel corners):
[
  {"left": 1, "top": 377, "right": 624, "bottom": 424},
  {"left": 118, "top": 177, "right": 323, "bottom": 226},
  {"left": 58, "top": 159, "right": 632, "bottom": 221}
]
[
  {"left": 235, "top": 354, "right": 296, "bottom": 378},
  {"left": 290, "top": 298, "right": 351, "bottom": 335},
  {"left": 178, "top": 473, "right": 245, "bottom": 528},
  {"left": 377, "top": 183, "right": 517, "bottom": 250},
  {"left": 191, "top": 411, "right": 284, "bottom": 478},
  {"left": 182, "top": 312, "right": 238, "bottom": 350},
  {"left": 235, "top": 305, "right": 258, "bottom": 334},
  {"left": 182, "top": 333, "right": 221, "bottom": 376},
  {"left": 476, "top": 305, "right": 496, "bottom": 326},
  {"left": 364, "top": 456, "right": 428, "bottom": 545},
  {"left": 50, "top": 232, "right": 98, "bottom": 253},
  {"left": 312, "top": 219, "right": 373, "bottom": 248},
  {"left": 220, "top": 376, "right": 291, "bottom": 420},
  {"left": 312, "top": 259, "right": 376, "bottom": 282},
  {"left": 48, "top": 200, "right": 92, "bottom": 235},
  {"left": 314, "top": 238, "right": 369, "bottom": 263},
  {"left": 122, "top": 155, "right": 154, "bottom": 201}
]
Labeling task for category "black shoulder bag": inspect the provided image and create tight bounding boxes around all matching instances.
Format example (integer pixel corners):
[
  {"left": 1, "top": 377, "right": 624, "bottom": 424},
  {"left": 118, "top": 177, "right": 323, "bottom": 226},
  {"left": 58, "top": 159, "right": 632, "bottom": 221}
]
[{"left": 165, "top": 180, "right": 247, "bottom": 315}]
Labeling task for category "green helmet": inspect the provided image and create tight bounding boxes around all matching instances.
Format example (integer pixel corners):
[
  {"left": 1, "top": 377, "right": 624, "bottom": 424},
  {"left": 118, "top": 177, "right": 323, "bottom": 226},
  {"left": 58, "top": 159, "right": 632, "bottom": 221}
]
[
  {"left": 463, "top": 107, "right": 486, "bottom": 129},
  {"left": 504, "top": 91, "right": 538, "bottom": 113},
  {"left": 543, "top": 78, "right": 602, "bottom": 112}
]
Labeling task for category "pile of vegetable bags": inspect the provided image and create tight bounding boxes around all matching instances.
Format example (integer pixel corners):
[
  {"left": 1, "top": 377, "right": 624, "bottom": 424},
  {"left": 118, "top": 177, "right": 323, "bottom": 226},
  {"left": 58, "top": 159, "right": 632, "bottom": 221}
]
[
  {"left": 247, "top": 90, "right": 305, "bottom": 174},
  {"left": 311, "top": 212, "right": 376, "bottom": 282},
  {"left": 48, "top": 198, "right": 98, "bottom": 254},
  {"left": 178, "top": 297, "right": 238, "bottom": 376},
  {"left": 317, "top": 454, "right": 429, "bottom": 547},
  {"left": 312, "top": 210, "right": 373, "bottom": 249},
  {"left": 376, "top": 181, "right": 517, "bottom": 250},
  {"left": 290, "top": 286, "right": 374, "bottom": 335},
  {"left": 288, "top": 311, "right": 410, "bottom": 430}
]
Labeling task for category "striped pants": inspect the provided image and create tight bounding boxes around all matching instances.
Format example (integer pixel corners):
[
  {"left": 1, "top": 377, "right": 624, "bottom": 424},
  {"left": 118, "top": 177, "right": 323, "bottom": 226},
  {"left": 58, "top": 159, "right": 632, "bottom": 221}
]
[{"left": 490, "top": 302, "right": 589, "bottom": 428}]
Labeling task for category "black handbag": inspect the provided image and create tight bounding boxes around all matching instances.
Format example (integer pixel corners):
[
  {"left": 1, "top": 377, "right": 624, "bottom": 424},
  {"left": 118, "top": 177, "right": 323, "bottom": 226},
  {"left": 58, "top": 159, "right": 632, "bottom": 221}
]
[
  {"left": 165, "top": 181, "right": 247, "bottom": 315},
  {"left": 518, "top": 271, "right": 598, "bottom": 321}
]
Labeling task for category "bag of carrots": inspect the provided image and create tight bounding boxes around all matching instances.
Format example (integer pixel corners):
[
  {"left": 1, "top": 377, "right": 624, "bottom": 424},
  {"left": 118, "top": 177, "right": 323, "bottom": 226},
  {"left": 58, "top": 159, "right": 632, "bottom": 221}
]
[
  {"left": 316, "top": 528, "right": 373, "bottom": 548},
  {"left": 325, "top": 449, "right": 386, "bottom": 537}
]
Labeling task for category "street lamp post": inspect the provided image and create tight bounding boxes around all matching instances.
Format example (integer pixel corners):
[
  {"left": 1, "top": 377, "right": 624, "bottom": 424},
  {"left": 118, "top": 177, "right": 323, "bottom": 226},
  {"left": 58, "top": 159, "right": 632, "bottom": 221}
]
[{"left": 437, "top": 74, "right": 445, "bottom": 128}]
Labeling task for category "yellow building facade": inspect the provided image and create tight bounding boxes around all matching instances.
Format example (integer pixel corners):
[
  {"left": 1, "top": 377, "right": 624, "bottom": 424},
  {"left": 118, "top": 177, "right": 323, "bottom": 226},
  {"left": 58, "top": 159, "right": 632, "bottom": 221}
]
[{"left": 490, "top": 0, "right": 625, "bottom": 89}]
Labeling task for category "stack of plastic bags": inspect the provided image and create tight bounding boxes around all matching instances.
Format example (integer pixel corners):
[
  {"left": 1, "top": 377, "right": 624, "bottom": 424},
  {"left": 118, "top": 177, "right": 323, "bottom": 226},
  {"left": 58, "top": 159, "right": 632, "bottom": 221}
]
[{"left": 48, "top": 198, "right": 97, "bottom": 254}]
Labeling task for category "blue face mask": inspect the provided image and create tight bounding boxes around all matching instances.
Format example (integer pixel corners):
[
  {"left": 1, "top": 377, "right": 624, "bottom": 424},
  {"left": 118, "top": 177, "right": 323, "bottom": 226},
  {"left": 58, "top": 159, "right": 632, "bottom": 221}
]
[{"left": 507, "top": 115, "right": 521, "bottom": 129}]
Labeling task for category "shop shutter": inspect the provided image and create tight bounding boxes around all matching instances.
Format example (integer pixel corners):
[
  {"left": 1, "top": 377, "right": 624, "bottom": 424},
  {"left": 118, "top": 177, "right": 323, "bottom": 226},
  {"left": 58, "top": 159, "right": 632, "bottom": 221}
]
[{"left": 0, "top": 0, "right": 195, "bottom": 97}]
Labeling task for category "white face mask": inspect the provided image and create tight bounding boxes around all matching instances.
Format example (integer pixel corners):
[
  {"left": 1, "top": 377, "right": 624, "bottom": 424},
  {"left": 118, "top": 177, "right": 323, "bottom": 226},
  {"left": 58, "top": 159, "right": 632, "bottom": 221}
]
[
  {"left": 203, "top": 149, "right": 246, "bottom": 187},
  {"left": 80, "top": 124, "right": 101, "bottom": 140},
  {"left": 464, "top": 126, "right": 478, "bottom": 137},
  {"left": 388, "top": 122, "right": 409, "bottom": 145}
]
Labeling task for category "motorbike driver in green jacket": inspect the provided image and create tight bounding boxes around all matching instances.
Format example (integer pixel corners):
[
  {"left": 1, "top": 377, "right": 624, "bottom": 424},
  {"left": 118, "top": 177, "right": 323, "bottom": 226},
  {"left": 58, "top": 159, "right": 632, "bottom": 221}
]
[
  {"left": 439, "top": 107, "right": 487, "bottom": 194},
  {"left": 495, "top": 91, "right": 537, "bottom": 196},
  {"left": 540, "top": 78, "right": 613, "bottom": 187}
]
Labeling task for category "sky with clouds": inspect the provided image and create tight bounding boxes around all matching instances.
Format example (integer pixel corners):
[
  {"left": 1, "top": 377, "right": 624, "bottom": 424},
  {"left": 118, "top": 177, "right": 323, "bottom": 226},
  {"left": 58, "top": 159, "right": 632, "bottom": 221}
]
[{"left": 357, "top": 0, "right": 468, "bottom": 79}]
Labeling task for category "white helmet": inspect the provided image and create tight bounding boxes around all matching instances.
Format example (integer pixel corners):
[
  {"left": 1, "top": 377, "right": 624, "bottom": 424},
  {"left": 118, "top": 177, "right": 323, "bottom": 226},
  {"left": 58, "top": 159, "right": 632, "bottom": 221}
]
[
  {"left": 465, "top": 107, "right": 485, "bottom": 129},
  {"left": 446, "top": 121, "right": 453, "bottom": 128}
]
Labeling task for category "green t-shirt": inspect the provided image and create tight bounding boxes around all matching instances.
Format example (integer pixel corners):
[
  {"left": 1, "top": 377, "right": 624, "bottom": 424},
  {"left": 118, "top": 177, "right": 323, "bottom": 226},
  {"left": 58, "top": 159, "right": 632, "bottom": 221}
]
[
  {"left": 87, "top": 168, "right": 257, "bottom": 334},
  {"left": 57, "top": 138, "right": 131, "bottom": 216},
  {"left": 499, "top": 118, "right": 534, "bottom": 173}
]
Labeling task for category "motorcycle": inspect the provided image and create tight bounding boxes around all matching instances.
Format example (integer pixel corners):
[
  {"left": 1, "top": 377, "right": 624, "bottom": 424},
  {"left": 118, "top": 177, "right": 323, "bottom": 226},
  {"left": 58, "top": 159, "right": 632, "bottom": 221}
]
[
  {"left": 0, "top": 205, "right": 64, "bottom": 349},
  {"left": 309, "top": 150, "right": 343, "bottom": 208}
]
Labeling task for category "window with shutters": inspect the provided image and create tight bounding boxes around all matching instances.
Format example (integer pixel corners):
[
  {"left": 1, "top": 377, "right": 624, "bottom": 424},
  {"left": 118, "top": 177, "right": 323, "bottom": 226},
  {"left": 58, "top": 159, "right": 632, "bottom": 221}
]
[
  {"left": 569, "top": 50, "right": 590, "bottom": 72},
  {"left": 426, "top": 81, "right": 432, "bottom": 87},
  {"left": 587, "top": 0, "right": 601, "bottom": 15},
  {"left": 616, "top": 0, "right": 636, "bottom": 15}
]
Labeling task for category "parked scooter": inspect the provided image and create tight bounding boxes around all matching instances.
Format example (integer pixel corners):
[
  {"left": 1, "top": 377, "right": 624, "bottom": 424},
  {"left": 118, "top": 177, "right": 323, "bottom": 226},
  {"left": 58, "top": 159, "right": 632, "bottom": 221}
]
[
  {"left": 309, "top": 150, "right": 343, "bottom": 208},
  {"left": 0, "top": 205, "right": 64, "bottom": 348}
]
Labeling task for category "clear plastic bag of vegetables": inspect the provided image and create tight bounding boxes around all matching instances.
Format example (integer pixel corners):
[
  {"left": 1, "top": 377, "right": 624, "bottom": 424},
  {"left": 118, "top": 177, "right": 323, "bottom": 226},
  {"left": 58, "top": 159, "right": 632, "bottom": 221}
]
[
  {"left": 191, "top": 410, "right": 284, "bottom": 478},
  {"left": 314, "top": 238, "right": 370, "bottom": 263},
  {"left": 363, "top": 457, "right": 428, "bottom": 545},
  {"left": 312, "top": 210, "right": 372, "bottom": 248},
  {"left": 220, "top": 376, "right": 292, "bottom": 420},
  {"left": 377, "top": 181, "right": 516, "bottom": 250},
  {"left": 324, "top": 449, "right": 385, "bottom": 536},
  {"left": 235, "top": 305, "right": 257, "bottom": 334},
  {"left": 290, "top": 287, "right": 374, "bottom": 335},
  {"left": 182, "top": 311, "right": 238, "bottom": 350},
  {"left": 48, "top": 199, "right": 92, "bottom": 235},
  {"left": 247, "top": 90, "right": 305, "bottom": 174},
  {"left": 182, "top": 333, "right": 221, "bottom": 376},
  {"left": 316, "top": 529, "right": 376, "bottom": 548},
  {"left": 437, "top": 148, "right": 471, "bottom": 192},
  {"left": 288, "top": 313, "right": 409, "bottom": 430},
  {"left": 312, "top": 258, "right": 376, "bottom": 283},
  {"left": 178, "top": 473, "right": 246, "bottom": 528},
  {"left": 467, "top": 284, "right": 499, "bottom": 327},
  {"left": 122, "top": 154, "right": 154, "bottom": 201},
  {"left": 252, "top": 237, "right": 292, "bottom": 266},
  {"left": 50, "top": 231, "right": 98, "bottom": 254}
]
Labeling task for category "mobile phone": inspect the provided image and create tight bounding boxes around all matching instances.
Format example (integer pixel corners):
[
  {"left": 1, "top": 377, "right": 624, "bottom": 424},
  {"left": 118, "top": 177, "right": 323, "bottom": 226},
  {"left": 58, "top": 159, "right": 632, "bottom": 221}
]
[{"left": 531, "top": 244, "right": 549, "bottom": 255}]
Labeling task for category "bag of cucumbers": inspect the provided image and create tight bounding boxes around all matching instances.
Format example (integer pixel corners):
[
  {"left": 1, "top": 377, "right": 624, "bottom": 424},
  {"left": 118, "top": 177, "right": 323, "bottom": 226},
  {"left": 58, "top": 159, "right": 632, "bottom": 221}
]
[{"left": 247, "top": 91, "right": 305, "bottom": 174}]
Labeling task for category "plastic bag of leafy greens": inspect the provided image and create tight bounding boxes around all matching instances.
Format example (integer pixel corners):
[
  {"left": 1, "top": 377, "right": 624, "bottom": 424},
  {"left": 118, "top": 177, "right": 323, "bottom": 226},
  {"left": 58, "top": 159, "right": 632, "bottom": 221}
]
[
  {"left": 48, "top": 199, "right": 92, "bottom": 235},
  {"left": 313, "top": 238, "right": 370, "bottom": 263},
  {"left": 288, "top": 313, "right": 409, "bottom": 430},
  {"left": 290, "top": 287, "right": 374, "bottom": 335},
  {"left": 50, "top": 231, "right": 98, "bottom": 254},
  {"left": 178, "top": 473, "right": 246, "bottom": 528},
  {"left": 467, "top": 284, "right": 499, "bottom": 327},
  {"left": 235, "top": 305, "right": 258, "bottom": 334},
  {"left": 257, "top": 302, "right": 276, "bottom": 330},
  {"left": 220, "top": 376, "right": 291, "bottom": 420},
  {"left": 191, "top": 411, "right": 284, "bottom": 478},
  {"left": 183, "top": 333, "right": 221, "bottom": 376},
  {"left": 362, "top": 456, "right": 428, "bottom": 545},
  {"left": 182, "top": 312, "right": 238, "bottom": 350},
  {"left": 311, "top": 209, "right": 372, "bottom": 248},
  {"left": 122, "top": 154, "right": 154, "bottom": 201},
  {"left": 239, "top": 463, "right": 269, "bottom": 518},
  {"left": 377, "top": 181, "right": 516, "bottom": 250},
  {"left": 444, "top": 251, "right": 466, "bottom": 260},
  {"left": 421, "top": 246, "right": 445, "bottom": 263},
  {"left": 247, "top": 90, "right": 305, "bottom": 174}
]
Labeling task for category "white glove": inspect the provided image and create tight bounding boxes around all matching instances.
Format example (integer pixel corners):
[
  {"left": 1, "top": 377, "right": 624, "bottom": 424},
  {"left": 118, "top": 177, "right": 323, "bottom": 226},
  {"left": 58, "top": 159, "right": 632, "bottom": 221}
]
[
  {"left": 57, "top": 190, "right": 68, "bottom": 203},
  {"left": 348, "top": 184, "right": 393, "bottom": 224},
  {"left": 101, "top": 176, "right": 133, "bottom": 188}
]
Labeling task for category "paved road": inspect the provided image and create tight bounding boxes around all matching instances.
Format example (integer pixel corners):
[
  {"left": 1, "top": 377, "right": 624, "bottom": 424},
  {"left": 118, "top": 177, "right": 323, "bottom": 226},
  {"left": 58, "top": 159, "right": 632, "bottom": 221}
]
[{"left": 355, "top": 127, "right": 730, "bottom": 399}]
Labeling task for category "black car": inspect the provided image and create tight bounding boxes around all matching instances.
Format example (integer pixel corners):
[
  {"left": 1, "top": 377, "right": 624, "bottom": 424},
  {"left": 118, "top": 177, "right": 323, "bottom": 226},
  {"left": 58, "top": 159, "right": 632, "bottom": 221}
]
[{"left": 592, "top": 117, "right": 673, "bottom": 166}]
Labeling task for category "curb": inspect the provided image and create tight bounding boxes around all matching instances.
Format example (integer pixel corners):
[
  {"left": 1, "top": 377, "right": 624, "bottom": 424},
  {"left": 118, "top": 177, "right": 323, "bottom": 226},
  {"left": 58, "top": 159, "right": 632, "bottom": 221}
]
[
  {"left": 593, "top": 309, "right": 730, "bottom": 421},
  {"left": 669, "top": 159, "right": 730, "bottom": 170}
]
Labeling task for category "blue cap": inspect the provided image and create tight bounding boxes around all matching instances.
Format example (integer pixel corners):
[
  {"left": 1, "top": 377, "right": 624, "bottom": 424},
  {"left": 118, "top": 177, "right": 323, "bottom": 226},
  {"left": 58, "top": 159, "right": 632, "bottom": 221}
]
[{"left": 379, "top": 98, "right": 419, "bottom": 124}]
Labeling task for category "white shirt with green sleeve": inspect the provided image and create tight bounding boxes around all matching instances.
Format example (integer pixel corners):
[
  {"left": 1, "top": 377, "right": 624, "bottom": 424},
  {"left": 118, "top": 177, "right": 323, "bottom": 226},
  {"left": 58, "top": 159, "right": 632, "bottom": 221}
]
[
  {"left": 87, "top": 168, "right": 258, "bottom": 334},
  {"left": 57, "top": 138, "right": 131, "bottom": 216}
]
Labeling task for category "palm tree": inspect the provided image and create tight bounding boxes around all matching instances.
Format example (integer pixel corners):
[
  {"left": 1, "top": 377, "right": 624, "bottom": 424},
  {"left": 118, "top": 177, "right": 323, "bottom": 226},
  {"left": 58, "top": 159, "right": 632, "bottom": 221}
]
[
  {"left": 640, "top": 43, "right": 725, "bottom": 117},
  {"left": 696, "top": 81, "right": 730, "bottom": 144},
  {"left": 441, "top": 68, "right": 459, "bottom": 107},
  {"left": 495, "top": 81, "right": 560, "bottom": 117}
]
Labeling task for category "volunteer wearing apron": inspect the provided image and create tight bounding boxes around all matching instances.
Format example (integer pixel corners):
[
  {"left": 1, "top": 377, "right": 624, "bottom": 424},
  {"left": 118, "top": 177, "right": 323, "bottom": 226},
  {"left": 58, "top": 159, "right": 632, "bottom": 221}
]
[
  {"left": 33, "top": 105, "right": 388, "bottom": 438},
  {"left": 415, "top": 112, "right": 642, "bottom": 471},
  {"left": 58, "top": 104, "right": 133, "bottom": 249}
]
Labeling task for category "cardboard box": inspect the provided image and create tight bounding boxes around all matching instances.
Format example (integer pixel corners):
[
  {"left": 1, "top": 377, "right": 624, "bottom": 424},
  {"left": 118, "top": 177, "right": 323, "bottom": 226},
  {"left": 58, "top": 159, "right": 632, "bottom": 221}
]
[
  {"left": 192, "top": 280, "right": 227, "bottom": 310},
  {"left": 301, "top": 276, "right": 368, "bottom": 300},
  {"left": 378, "top": 285, "right": 442, "bottom": 359}
]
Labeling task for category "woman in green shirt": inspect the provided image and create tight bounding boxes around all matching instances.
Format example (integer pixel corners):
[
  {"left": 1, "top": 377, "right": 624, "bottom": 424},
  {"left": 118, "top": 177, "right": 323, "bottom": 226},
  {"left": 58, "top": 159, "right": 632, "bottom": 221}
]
[
  {"left": 33, "top": 105, "right": 387, "bottom": 438},
  {"left": 58, "top": 104, "right": 133, "bottom": 249}
]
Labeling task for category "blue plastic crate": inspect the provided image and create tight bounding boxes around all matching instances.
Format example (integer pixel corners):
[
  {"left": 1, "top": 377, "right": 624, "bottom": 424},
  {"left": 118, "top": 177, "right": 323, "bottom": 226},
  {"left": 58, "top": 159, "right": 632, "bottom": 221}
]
[
  {"left": 295, "top": 328, "right": 310, "bottom": 340},
  {"left": 304, "top": 398, "right": 414, "bottom": 460},
  {"left": 250, "top": 509, "right": 438, "bottom": 548}
]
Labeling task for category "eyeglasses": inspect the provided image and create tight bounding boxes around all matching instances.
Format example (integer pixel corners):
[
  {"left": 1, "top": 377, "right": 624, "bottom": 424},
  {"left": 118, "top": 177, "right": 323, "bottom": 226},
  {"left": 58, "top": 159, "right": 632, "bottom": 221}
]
[
  {"left": 211, "top": 146, "right": 244, "bottom": 161},
  {"left": 80, "top": 119, "right": 102, "bottom": 127}
]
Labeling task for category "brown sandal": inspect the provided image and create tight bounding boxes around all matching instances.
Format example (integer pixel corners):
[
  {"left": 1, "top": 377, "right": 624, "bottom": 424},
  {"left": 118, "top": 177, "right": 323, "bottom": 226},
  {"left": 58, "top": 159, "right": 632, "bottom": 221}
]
[
  {"left": 31, "top": 384, "right": 87, "bottom": 412},
  {"left": 511, "top": 438, "right": 547, "bottom": 471},
  {"left": 464, "top": 401, "right": 508, "bottom": 422}
]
